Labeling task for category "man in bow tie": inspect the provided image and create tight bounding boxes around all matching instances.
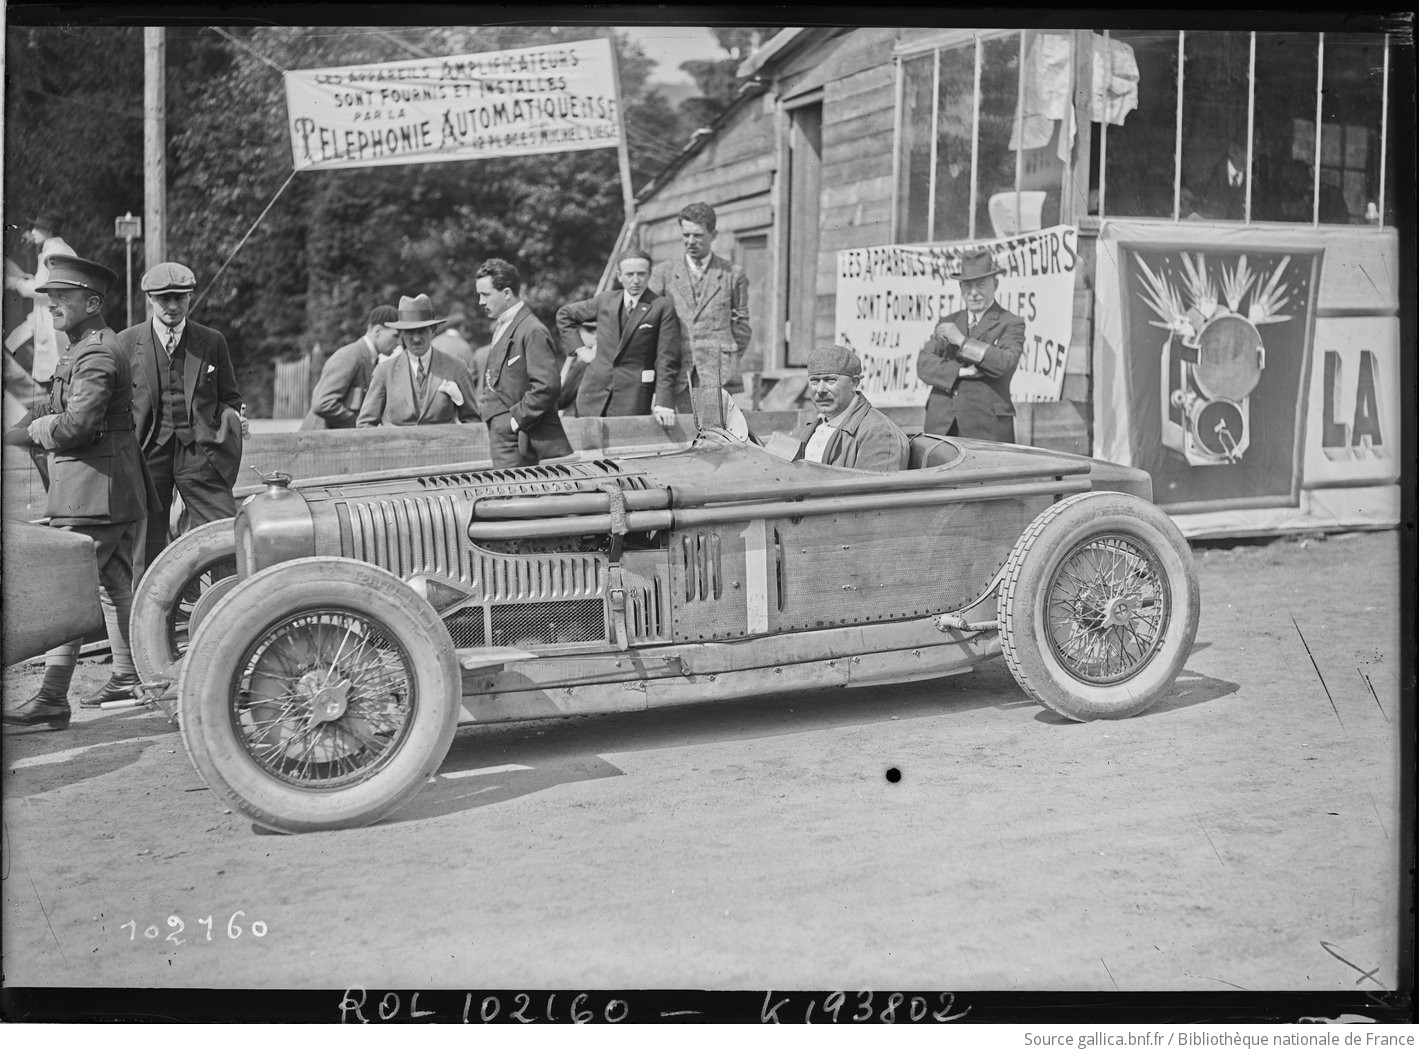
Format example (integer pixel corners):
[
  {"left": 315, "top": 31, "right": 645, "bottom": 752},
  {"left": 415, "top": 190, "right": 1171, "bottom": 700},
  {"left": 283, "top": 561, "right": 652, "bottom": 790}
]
[
  {"left": 916, "top": 247, "right": 1025, "bottom": 442},
  {"left": 555, "top": 249, "right": 680, "bottom": 422},
  {"left": 475, "top": 258, "right": 572, "bottom": 468},
  {"left": 119, "top": 260, "right": 246, "bottom": 578},
  {"left": 357, "top": 293, "right": 479, "bottom": 429}
]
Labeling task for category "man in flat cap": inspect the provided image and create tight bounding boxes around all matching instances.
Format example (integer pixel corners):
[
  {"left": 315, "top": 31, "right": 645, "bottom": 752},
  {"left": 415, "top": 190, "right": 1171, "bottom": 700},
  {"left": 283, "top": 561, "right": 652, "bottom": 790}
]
[
  {"left": 916, "top": 247, "right": 1025, "bottom": 442},
  {"left": 301, "top": 303, "right": 400, "bottom": 430},
  {"left": 2, "top": 256, "right": 153, "bottom": 727},
  {"left": 118, "top": 261, "right": 245, "bottom": 574},
  {"left": 786, "top": 344, "right": 909, "bottom": 472},
  {"left": 357, "top": 293, "right": 479, "bottom": 427},
  {"left": 475, "top": 258, "right": 572, "bottom": 468}
]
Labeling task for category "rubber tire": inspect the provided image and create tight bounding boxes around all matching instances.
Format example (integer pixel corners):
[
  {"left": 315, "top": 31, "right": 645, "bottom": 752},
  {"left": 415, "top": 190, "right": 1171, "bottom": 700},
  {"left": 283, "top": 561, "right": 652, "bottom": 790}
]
[
  {"left": 178, "top": 557, "right": 461, "bottom": 834},
  {"left": 130, "top": 518, "right": 237, "bottom": 687},
  {"left": 998, "top": 491, "right": 1200, "bottom": 721}
]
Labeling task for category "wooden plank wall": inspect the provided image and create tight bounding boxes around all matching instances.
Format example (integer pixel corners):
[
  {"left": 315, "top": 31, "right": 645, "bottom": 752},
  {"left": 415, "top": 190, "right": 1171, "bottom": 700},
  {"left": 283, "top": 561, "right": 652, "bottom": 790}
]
[{"left": 272, "top": 357, "right": 311, "bottom": 420}]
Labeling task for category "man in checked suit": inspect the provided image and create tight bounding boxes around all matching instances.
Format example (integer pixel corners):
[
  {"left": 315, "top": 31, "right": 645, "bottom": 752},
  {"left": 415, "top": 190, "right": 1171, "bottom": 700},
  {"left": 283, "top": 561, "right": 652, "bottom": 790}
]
[
  {"left": 916, "top": 247, "right": 1025, "bottom": 443},
  {"left": 554, "top": 248, "right": 680, "bottom": 424},
  {"left": 357, "top": 293, "right": 479, "bottom": 428},
  {"left": 475, "top": 258, "right": 572, "bottom": 468},
  {"left": 648, "top": 201, "right": 751, "bottom": 418},
  {"left": 118, "top": 261, "right": 245, "bottom": 571}
]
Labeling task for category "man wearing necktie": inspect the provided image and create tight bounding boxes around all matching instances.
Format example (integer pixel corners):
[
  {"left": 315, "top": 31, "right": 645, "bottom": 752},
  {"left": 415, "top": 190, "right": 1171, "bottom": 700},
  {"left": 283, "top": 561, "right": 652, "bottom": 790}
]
[
  {"left": 356, "top": 293, "right": 479, "bottom": 428},
  {"left": 916, "top": 247, "right": 1025, "bottom": 443},
  {"left": 119, "top": 261, "right": 246, "bottom": 581},
  {"left": 475, "top": 258, "right": 572, "bottom": 469},
  {"left": 555, "top": 248, "right": 680, "bottom": 422},
  {"left": 785, "top": 344, "right": 909, "bottom": 472}
]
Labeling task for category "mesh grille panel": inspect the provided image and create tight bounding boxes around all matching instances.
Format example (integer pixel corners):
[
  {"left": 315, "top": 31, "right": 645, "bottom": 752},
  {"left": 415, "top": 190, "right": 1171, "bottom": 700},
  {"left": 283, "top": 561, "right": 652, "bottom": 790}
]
[
  {"left": 490, "top": 600, "right": 606, "bottom": 647},
  {"left": 442, "top": 609, "right": 486, "bottom": 649}
]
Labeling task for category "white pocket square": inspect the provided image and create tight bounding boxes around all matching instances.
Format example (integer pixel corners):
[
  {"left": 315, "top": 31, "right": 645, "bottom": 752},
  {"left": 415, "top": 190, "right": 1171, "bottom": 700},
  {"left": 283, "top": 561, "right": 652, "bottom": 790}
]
[
  {"left": 436, "top": 378, "right": 463, "bottom": 406},
  {"left": 506, "top": 355, "right": 522, "bottom": 366},
  {"left": 638, "top": 323, "right": 652, "bottom": 330},
  {"left": 206, "top": 364, "right": 216, "bottom": 374}
]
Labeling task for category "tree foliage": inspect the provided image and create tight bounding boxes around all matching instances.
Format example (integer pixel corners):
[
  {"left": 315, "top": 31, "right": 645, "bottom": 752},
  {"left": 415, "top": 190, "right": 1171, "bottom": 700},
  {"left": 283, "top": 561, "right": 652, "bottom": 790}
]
[{"left": 4, "top": 23, "right": 703, "bottom": 414}]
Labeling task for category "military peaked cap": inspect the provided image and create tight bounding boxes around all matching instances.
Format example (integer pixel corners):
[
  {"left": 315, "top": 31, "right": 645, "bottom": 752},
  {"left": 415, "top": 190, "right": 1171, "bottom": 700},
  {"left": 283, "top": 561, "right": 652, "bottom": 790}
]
[{"left": 35, "top": 255, "right": 117, "bottom": 297}]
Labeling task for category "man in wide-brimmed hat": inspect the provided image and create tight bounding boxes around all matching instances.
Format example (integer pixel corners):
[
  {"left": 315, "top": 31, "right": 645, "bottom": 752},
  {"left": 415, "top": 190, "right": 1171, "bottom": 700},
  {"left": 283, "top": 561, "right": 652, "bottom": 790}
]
[
  {"left": 2, "top": 255, "right": 153, "bottom": 726},
  {"left": 357, "top": 293, "right": 479, "bottom": 427},
  {"left": 916, "top": 246, "right": 1025, "bottom": 442},
  {"left": 119, "top": 259, "right": 246, "bottom": 577}
]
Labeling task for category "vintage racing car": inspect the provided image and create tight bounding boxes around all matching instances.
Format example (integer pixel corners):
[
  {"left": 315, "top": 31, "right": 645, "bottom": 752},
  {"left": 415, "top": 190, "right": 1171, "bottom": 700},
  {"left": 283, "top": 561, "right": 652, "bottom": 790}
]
[{"left": 145, "top": 429, "right": 1200, "bottom": 833}]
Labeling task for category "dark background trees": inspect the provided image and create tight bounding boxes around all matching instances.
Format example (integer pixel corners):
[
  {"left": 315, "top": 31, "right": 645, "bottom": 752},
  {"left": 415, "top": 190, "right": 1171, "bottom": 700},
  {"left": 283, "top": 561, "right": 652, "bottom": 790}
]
[{"left": 3, "top": 23, "right": 756, "bottom": 414}]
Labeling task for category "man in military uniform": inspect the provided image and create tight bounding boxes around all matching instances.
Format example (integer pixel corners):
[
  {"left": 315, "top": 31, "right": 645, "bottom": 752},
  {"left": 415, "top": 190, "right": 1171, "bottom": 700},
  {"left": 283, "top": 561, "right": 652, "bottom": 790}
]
[{"left": 2, "top": 256, "right": 152, "bottom": 729}]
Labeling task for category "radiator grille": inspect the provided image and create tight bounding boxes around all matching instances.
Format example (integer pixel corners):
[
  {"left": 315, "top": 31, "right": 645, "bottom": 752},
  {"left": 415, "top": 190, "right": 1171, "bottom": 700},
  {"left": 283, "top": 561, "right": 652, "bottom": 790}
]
[
  {"left": 339, "top": 493, "right": 468, "bottom": 579},
  {"left": 417, "top": 459, "right": 653, "bottom": 494}
]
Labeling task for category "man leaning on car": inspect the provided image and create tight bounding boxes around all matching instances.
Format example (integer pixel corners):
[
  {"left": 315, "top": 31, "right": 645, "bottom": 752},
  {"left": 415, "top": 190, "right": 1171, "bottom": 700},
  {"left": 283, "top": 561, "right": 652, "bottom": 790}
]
[
  {"left": 3, "top": 256, "right": 153, "bottom": 729},
  {"left": 788, "top": 344, "right": 909, "bottom": 472}
]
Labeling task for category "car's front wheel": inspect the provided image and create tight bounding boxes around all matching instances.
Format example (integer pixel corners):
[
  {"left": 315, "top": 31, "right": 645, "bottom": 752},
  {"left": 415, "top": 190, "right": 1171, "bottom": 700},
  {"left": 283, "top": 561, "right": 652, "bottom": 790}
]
[
  {"left": 178, "top": 558, "right": 460, "bottom": 833},
  {"left": 130, "top": 518, "right": 237, "bottom": 688},
  {"left": 999, "top": 492, "right": 1200, "bottom": 721}
]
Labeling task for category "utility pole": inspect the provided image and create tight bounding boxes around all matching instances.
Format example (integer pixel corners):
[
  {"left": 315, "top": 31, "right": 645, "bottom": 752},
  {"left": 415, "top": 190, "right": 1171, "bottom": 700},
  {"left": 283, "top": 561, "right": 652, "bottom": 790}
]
[{"left": 143, "top": 28, "right": 166, "bottom": 290}]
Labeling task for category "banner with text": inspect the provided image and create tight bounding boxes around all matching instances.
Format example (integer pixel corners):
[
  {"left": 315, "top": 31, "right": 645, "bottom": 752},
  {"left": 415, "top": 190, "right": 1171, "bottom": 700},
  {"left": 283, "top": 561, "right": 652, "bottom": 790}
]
[
  {"left": 285, "top": 37, "right": 621, "bottom": 172},
  {"left": 834, "top": 227, "right": 1079, "bottom": 407}
]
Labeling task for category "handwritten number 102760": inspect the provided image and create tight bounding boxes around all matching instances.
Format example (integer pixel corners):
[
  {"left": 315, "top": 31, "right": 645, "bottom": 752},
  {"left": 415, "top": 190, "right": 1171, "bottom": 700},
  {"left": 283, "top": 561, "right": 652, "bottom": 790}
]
[{"left": 119, "top": 912, "right": 268, "bottom": 944}]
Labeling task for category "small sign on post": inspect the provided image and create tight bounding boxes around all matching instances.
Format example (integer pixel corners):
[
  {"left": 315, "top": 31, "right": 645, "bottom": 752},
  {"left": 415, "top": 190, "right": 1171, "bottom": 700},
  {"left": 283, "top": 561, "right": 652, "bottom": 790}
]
[{"left": 114, "top": 212, "right": 143, "bottom": 329}]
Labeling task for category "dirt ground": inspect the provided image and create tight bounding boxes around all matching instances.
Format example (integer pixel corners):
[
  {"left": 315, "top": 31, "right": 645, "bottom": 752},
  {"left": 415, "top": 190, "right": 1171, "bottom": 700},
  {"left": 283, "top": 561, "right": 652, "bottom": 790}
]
[{"left": 1, "top": 528, "right": 1405, "bottom": 1004}]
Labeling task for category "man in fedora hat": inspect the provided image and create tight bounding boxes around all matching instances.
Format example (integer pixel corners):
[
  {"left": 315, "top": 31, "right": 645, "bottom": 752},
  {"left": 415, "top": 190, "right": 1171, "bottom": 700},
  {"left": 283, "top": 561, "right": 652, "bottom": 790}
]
[
  {"left": 4, "top": 210, "right": 75, "bottom": 382},
  {"left": 357, "top": 293, "right": 479, "bottom": 427},
  {"left": 301, "top": 304, "right": 400, "bottom": 430},
  {"left": 475, "top": 258, "right": 572, "bottom": 468},
  {"left": 916, "top": 246, "right": 1025, "bottom": 443},
  {"left": 785, "top": 344, "right": 909, "bottom": 472},
  {"left": 119, "top": 260, "right": 246, "bottom": 574},
  {"left": 2, "top": 256, "right": 153, "bottom": 727},
  {"left": 555, "top": 248, "right": 680, "bottom": 422}
]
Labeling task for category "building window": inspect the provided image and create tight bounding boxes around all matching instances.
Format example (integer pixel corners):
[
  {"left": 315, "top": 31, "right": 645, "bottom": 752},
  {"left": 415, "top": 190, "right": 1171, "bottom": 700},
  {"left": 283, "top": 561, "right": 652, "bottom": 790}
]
[
  {"left": 1090, "top": 29, "right": 1392, "bottom": 225},
  {"left": 894, "top": 30, "right": 1069, "bottom": 244}
]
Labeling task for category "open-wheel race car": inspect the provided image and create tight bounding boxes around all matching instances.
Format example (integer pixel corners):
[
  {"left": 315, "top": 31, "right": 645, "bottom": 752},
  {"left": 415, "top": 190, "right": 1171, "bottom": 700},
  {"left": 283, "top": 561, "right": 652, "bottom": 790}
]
[{"left": 142, "top": 429, "right": 1200, "bottom": 833}]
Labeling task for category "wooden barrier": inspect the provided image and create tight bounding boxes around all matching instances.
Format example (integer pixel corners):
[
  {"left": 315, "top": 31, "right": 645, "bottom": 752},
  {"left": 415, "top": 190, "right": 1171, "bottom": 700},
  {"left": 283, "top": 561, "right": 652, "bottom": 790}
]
[{"left": 3, "top": 406, "right": 929, "bottom": 519}]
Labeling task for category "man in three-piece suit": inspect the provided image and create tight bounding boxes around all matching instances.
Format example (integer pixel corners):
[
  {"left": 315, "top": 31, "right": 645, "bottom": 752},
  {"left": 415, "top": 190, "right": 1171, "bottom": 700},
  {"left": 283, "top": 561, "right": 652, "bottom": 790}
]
[
  {"left": 300, "top": 304, "right": 400, "bottom": 430},
  {"left": 475, "top": 257, "right": 572, "bottom": 468},
  {"left": 555, "top": 249, "right": 680, "bottom": 424},
  {"left": 357, "top": 294, "right": 479, "bottom": 428},
  {"left": 648, "top": 201, "right": 751, "bottom": 418},
  {"left": 118, "top": 261, "right": 245, "bottom": 571},
  {"left": 916, "top": 247, "right": 1025, "bottom": 443},
  {"left": 3, "top": 256, "right": 152, "bottom": 725}
]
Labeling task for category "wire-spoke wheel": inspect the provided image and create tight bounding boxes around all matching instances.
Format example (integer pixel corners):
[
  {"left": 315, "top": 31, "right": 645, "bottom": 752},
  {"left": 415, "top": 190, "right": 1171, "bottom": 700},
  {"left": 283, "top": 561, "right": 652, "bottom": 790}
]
[
  {"left": 179, "top": 558, "right": 459, "bottom": 833},
  {"left": 1000, "top": 492, "right": 1199, "bottom": 721},
  {"left": 1044, "top": 535, "right": 1168, "bottom": 685},
  {"left": 131, "top": 518, "right": 237, "bottom": 687}
]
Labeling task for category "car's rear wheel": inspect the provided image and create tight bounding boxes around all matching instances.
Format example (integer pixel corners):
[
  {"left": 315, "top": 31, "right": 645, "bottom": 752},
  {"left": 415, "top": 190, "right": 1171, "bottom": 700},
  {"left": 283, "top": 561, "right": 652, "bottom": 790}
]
[
  {"left": 178, "top": 558, "right": 460, "bottom": 833},
  {"left": 130, "top": 518, "right": 237, "bottom": 688},
  {"left": 999, "top": 492, "right": 1199, "bottom": 721}
]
